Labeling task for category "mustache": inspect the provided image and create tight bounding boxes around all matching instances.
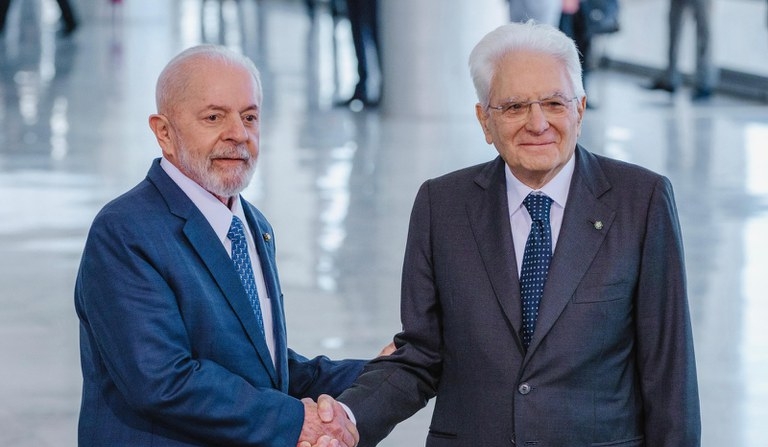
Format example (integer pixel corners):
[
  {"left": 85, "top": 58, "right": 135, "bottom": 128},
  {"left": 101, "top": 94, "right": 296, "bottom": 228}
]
[{"left": 209, "top": 145, "right": 252, "bottom": 161}]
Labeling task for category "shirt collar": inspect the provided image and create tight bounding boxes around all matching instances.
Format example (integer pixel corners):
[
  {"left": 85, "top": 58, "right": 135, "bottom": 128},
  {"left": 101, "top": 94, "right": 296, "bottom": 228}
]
[
  {"left": 505, "top": 153, "right": 575, "bottom": 213},
  {"left": 160, "top": 157, "right": 246, "bottom": 244}
]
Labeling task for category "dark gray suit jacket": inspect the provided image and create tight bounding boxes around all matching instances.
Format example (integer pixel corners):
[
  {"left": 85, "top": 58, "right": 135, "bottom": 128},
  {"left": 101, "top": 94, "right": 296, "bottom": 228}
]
[{"left": 339, "top": 146, "right": 700, "bottom": 446}]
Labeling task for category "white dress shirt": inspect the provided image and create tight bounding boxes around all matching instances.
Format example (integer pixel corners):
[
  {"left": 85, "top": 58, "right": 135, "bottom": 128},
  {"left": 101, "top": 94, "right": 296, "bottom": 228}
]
[
  {"left": 160, "top": 158, "right": 276, "bottom": 364},
  {"left": 505, "top": 155, "right": 575, "bottom": 276}
]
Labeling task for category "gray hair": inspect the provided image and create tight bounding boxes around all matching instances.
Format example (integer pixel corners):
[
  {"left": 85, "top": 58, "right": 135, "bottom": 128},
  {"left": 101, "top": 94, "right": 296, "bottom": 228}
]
[
  {"left": 155, "top": 44, "right": 263, "bottom": 115},
  {"left": 468, "top": 21, "right": 585, "bottom": 107}
]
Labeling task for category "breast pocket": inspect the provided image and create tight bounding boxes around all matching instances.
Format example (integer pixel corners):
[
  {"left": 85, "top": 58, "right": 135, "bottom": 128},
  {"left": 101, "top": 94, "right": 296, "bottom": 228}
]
[
  {"left": 572, "top": 279, "right": 635, "bottom": 323},
  {"left": 573, "top": 278, "right": 634, "bottom": 304}
]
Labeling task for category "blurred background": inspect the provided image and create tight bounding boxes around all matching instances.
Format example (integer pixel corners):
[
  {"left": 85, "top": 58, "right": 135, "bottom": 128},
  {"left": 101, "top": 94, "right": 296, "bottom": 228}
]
[{"left": 0, "top": 0, "right": 766, "bottom": 445}]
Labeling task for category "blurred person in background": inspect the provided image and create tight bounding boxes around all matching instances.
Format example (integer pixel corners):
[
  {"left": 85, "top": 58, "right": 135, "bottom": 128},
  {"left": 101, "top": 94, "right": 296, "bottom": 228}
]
[
  {"left": 336, "top": 0, "right": 381, "bottom": 108},
  {"left": 645, "top": 0, "right": 716, "bottom": 101},
  {"left": 0, "top": 0, "right": 78, "bottom": 36},
  {"left": 559, "top": 0, "right": 593, "bottom": 104}
]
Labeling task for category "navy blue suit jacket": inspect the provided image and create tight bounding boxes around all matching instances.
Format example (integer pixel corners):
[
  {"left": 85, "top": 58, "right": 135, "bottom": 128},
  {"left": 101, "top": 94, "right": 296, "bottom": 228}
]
[
  {"left": 340, "top": 147, "right": 700, "bottom": 446},
  {"left": 75, "top": 159, "right": 364, "bottom": 446}
]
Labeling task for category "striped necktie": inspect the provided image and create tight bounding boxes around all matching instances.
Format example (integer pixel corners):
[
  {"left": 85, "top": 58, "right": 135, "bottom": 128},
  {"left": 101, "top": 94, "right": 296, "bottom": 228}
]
[{"left": 227, "top": 216, "right": 264, "bottom": 334}]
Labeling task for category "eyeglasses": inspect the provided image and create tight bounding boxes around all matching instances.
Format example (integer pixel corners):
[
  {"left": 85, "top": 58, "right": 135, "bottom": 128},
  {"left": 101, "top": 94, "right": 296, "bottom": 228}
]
[{"left": 487, "top": 95, "right": 578, "bottom": 121}]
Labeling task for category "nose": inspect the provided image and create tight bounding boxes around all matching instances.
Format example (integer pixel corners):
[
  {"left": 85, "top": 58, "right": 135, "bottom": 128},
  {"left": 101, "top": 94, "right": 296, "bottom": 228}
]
[
  {"left": 524, "top": 103, "right": 550, "bottom": 133},
  {"left": 223, "top": 115, "right": 249, "bottom": 142}
]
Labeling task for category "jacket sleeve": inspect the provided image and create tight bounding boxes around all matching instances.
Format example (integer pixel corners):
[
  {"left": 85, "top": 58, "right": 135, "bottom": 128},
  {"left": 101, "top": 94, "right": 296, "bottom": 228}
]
[
  {"left": 634, "top": 176, "right": 701, "bottom": 445},
  {"left": 287, "top": 350, "right": 365, "bottom": 400}
]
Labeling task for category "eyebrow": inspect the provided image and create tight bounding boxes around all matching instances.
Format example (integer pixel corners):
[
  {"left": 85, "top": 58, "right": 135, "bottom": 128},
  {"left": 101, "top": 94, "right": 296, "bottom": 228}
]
[
  {"left": 201, "top": 104, "right": 260, "bottom": 114},
  {"left": 501, "top": 91, "right": 569, "bottom": 102}
]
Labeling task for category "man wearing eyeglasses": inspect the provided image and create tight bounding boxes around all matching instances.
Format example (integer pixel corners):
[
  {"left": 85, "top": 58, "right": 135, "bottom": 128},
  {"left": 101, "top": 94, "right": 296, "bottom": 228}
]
[{"left": 337, "top": 21, "right": 701, "bottom": 446}]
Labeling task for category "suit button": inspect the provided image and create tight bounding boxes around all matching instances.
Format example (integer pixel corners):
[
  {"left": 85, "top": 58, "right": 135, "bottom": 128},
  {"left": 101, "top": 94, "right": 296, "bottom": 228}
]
[{"left": 518, "top": 383, "right": 531, "bottom": 395}]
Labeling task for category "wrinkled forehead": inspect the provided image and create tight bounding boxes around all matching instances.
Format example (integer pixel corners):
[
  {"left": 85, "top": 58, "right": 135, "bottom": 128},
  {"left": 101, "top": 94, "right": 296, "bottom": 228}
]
[
  {"left": 158, "top": 51, "right": 262, "bottom": 114},
  {"left": 490, "top": 51, "right": 573, "bottom": 100}
]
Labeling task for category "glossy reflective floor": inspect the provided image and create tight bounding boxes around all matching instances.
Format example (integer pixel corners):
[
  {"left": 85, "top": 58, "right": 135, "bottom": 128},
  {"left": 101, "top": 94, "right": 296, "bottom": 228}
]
[{"left": 1, "top": 0, "right": 767, "bottom": 446}]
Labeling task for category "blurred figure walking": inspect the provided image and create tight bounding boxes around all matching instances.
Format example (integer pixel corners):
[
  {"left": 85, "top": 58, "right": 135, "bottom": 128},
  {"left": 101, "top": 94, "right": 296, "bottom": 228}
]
[
  {"left": 336, "top": 0, "right": 381, "bottom": 109},
  {"left": 559, "top": 0, "right": 594, "bottom": 105},
  {"left": 0, "top": 0, "right": 78, "bottom": 36},
  {"left": 646, "top": 0, "right": 716, "bottom": 101}
]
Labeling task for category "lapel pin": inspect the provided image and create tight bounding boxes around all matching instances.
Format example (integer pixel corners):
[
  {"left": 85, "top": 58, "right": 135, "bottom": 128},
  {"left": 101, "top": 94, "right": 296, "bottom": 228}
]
[
  {"left": 593, "top": 221, "right": 604, "bottom": 230},
  {"left": 263, "top": 233, "right": 271, "bottom": 242}
]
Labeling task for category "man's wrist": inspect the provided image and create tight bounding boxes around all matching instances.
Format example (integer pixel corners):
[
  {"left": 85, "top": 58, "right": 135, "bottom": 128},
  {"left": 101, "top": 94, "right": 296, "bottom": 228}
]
[{"left": 337, "top": 401, "right": 356, "bottom": 425}]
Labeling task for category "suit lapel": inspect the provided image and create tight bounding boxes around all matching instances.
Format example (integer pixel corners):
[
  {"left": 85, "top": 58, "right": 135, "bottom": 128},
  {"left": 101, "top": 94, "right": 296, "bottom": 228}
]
[
  {"left": 147, "top": 161, "right": 280, "bottom": 387},
  {"left": 466, "top": 158, "right": 524, "bottom": 349},
  {"left": 525, "top": 147, "right": 615, "bottom": 356},
  {"left": 241, "top": 201, "right": 290, "bottom": 393},
  {"left": 181, "top": 214, "right": 280, "bottom": 387}
]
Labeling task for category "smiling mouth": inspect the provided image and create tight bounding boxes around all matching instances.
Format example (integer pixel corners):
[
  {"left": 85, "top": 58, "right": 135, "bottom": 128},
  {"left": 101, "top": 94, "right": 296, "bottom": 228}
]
[{"left": 521, "top": 141, "right": 555, "bottom": 147}]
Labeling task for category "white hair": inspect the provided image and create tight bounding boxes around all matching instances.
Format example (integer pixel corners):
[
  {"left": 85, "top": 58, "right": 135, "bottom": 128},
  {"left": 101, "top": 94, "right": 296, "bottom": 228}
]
[{"left": 468, "top": 21, "right": 585, "bottom": 107}]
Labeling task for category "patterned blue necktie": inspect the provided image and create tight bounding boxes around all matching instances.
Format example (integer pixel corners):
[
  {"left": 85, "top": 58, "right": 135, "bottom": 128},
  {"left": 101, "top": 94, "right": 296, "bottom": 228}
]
[
  {"left": 227, "top": 216, "right": 265, "bottom": 334},
  {"left": 520, "top": 193, "right": 553, "bottom": 349}
]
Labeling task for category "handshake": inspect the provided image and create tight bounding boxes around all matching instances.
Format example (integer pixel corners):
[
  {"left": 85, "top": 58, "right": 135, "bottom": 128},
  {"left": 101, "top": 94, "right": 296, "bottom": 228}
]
[
  {"left": 297, "top": 341, "right": 394, "bottom": 447},
  {"left": 297, "top": 394, "right": 359, "bottom": 447}
]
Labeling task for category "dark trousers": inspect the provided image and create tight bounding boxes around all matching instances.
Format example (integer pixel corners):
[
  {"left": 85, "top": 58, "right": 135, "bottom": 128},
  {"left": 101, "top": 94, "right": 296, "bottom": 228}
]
[
  {"left": 664, "top": 0, "right": 714, "bottom": 89},
  {"left": 0, "top": 0, "right": 77, "bottom": 32},
  {"left": 345, "top": 0, "right": 380, "bottom": 100},
  {"left": 559, "top": 8, "right": 592, "bottom": 76}
]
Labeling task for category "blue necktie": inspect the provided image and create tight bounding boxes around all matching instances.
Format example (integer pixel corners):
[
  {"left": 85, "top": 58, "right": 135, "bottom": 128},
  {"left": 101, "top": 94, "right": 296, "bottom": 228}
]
[
  {"left": 227, "top": 216, "right": 265, "bottom": 334},
  {"left": 520, "top": 193, "right": 553, "bottom": 349}
]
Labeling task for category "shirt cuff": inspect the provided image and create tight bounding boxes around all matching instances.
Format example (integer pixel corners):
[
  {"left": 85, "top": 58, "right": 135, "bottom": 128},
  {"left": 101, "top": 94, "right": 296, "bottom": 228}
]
[{"left": 337, "top": 401, "right": 357, "bottom": 425}]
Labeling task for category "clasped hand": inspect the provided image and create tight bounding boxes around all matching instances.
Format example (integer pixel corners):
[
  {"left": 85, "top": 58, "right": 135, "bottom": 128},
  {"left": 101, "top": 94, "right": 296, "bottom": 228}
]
[{"left": 297, "top": 394, "right": 359, "bottom": 447}]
